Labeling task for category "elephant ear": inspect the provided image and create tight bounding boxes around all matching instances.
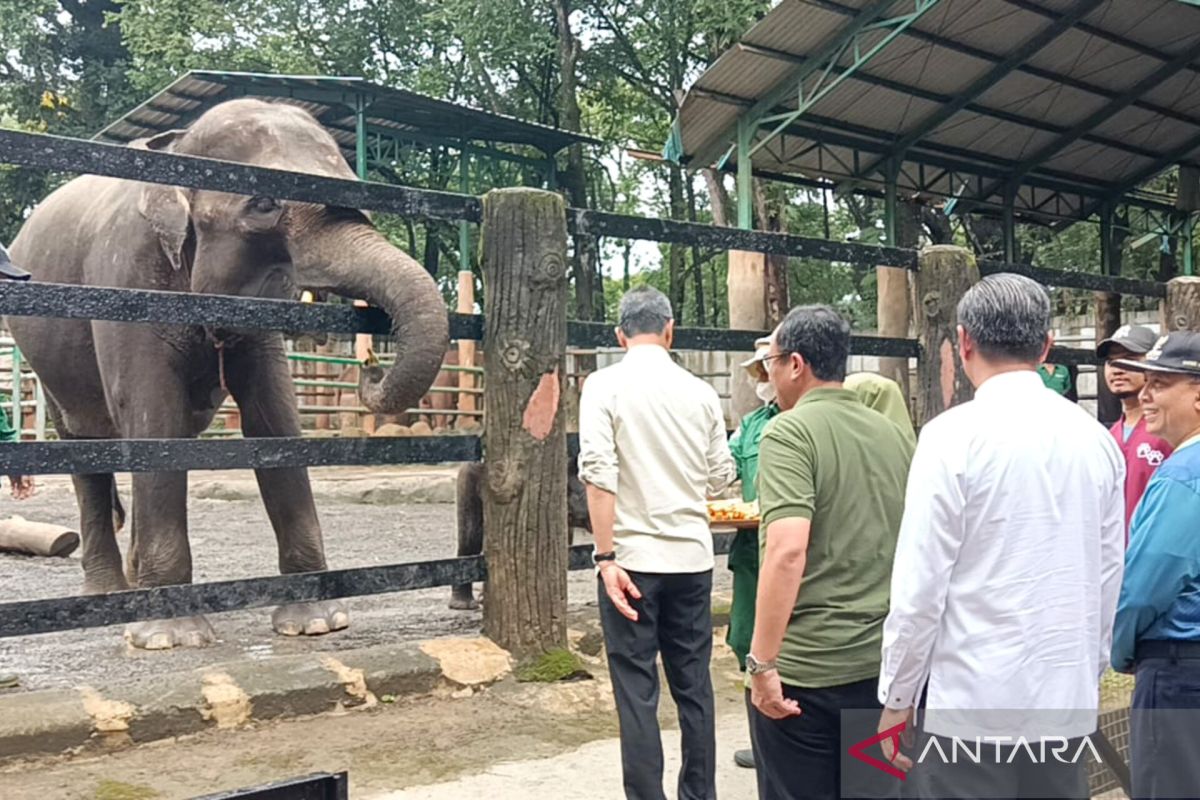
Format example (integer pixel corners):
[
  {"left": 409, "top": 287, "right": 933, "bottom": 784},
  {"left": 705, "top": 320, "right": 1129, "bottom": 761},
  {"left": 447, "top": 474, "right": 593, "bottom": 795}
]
[{"left": 135, "top": 129, "right": 192, "bottom": 271}]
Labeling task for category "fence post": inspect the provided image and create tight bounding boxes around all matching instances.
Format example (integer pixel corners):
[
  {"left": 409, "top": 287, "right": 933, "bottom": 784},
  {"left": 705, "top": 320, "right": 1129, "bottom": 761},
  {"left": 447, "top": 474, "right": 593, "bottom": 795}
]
[
  {"left": 1164, "top": 276, "right": 1200, "bottom": 331},
  {"left": 876, "top": 265, "right": 911, "bottom": 404},
  {"left": 913, "top": 245, "right": 979, "bottom": 426},
  {"left": 10, "top": 345, "right": 21, "bottom": 440},
  {"left": 480, "top": 187, "right": 569, "bottom": 657},
  {"left": 457, "top": 270, "right": 478, "bottom": 429}
]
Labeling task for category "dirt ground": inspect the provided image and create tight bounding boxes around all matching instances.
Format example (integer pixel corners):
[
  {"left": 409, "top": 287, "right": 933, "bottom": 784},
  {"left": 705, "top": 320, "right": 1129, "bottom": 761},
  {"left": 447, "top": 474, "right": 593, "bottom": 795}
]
[
  {"left": 0, "top": 636, "right": 755, "bottom": 800},
  {"left": 0, "top": 470, "right": 732, "bottom": 693}
]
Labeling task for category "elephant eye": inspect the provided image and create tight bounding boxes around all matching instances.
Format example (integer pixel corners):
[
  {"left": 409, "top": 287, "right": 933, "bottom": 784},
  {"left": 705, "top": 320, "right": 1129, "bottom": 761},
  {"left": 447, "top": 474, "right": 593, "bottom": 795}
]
[{"left": 247, "top": 195, "right": 280, "bottom": 214}]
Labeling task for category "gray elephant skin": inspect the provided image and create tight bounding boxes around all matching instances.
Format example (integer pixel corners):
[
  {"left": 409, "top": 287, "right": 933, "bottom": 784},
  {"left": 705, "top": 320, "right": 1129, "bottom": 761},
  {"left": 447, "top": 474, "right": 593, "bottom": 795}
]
[{"left": 6, "top": 99, "right": 449, "bottom": 649}]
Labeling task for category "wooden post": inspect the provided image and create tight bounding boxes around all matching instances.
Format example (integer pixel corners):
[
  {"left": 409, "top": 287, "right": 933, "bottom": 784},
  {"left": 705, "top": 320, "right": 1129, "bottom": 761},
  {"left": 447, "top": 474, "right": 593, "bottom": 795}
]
[
  {"left": 913, "top": 245, "right": 980, "bottom": 426},
  {"left": 480, "top": 188, "right": 569, "bottom": 657},
  {"left": 727, "top": 250, "right": 768, "bottom": 424},
  {"left": 876, "top": 265, "right": 911, "bottom": 403},
  {"left": 457, "top": 270, "right": 478, "bottom": 429},
  {"left": 1094, "top": 293, "right": 1123, "bottom": 426},
  {"left": 1164, "top": 276, "right": 1200, "bottom": 331},
  {"left": 353, "top": 300, "right": 375, "bottom": 435}
]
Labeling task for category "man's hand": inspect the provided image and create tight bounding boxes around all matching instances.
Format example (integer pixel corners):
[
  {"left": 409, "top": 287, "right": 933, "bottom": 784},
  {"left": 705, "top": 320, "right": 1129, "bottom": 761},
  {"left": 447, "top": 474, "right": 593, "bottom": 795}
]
[
  {"left": 877, "top": 706, "right": 915, "bottom": 772},
  {"left": 599, "top": 562, "right": 642, "bottom": 621},
  {"left": 8, "top": 475, "right": 33, "bottom": 500},
  {"left": 750, "top": 670, "right": 801, "bottom": 719}
]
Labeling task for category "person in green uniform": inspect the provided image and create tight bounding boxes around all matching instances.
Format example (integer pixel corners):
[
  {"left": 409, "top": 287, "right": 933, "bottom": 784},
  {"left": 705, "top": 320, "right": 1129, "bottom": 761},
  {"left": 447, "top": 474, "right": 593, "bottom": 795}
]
[
  {"left": 726, "top": 336, "right": 779, "bottom": 769},
  {"left": 1037, "top": 361, "right": 1071, "bottom": 395}
]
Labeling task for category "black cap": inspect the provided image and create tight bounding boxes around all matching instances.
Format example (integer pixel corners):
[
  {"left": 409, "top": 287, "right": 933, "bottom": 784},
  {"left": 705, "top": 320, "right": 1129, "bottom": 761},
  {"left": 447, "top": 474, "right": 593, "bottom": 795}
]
[
  {"left": 1112, "top": 331, "right": 1200, "bottom": 377},
  {"left": 1096, "top": 324, "right": 1159, "bottom": 360},
  {"left": 0, "top": 241, "right": 30, "bottom": 281}
]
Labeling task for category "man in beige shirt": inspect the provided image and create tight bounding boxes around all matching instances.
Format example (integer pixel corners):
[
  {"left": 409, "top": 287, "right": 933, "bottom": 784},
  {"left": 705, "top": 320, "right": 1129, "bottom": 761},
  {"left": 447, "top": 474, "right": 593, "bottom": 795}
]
[{"left": 579, "top": 285, "right": 736, "bottom": 800}]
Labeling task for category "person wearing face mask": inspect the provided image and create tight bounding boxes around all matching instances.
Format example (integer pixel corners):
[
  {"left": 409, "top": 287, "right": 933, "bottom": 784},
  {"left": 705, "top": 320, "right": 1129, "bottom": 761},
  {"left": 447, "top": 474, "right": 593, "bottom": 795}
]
[{"left": 726, "top": 336, "right": 780, "bottom": 770}]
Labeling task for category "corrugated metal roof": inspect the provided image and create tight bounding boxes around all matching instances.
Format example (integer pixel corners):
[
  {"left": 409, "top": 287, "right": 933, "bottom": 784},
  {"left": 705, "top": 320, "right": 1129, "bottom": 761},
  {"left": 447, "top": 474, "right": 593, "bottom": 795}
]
[
  {"left": 669, "top": 0, "right": 1200, "bottom": 223},
  {"left": 96, "top": 71, "right": 598, "bottom": 156}
]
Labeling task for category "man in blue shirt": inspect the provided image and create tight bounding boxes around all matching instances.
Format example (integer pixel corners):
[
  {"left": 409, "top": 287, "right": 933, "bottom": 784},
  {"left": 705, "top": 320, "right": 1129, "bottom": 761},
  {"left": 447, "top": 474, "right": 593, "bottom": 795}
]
[{"left": 1110, "top": 331, "right": 1200, "bottom": 800}]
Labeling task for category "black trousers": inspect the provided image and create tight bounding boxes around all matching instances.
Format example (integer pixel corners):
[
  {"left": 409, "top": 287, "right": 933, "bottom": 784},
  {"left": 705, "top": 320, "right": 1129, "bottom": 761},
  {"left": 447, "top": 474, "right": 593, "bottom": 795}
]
[
  {"left": 1132, "top": 656, "right": 1200, "bottom": 799},
  {"left": 598, "top": 569, "right": 716, "bottom": 800},
  {"left": 747, "top": 677, "right": 899, "bottom": 800}
]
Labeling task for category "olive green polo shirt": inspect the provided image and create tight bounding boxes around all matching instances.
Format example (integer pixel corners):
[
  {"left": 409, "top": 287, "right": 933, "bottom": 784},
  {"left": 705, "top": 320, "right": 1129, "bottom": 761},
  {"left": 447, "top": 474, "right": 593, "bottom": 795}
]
[{"left": 756, "top": 387, "right": 913, "bottom": 688}]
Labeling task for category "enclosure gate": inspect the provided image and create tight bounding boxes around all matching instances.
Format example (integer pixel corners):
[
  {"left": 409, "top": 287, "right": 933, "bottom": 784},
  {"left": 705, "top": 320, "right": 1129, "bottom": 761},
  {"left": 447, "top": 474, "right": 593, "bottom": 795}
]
[{"left": 0, "top": 127, "right": 1182, "bottom": 797}]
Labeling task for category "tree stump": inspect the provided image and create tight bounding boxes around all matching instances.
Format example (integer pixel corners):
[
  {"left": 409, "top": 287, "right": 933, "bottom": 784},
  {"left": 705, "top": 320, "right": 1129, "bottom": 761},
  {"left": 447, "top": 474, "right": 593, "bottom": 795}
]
[
  {"left": 913, "top": 245, "right": 979, "bottom": 426},
  {"left": 1164, "top": 276, "right": 1200, "bottom": 332},
  {"left": 876, "top": 265, "right": 911, "bottom": 403},
  {"left": 480, "top": 188, "right": 569, "bottom": 657},
  {"left": 727, "top": 250, "right": 768, "bottom": 424},
  {"left": 1094, "top": 292, "right": 1123, "bottom": 426}
]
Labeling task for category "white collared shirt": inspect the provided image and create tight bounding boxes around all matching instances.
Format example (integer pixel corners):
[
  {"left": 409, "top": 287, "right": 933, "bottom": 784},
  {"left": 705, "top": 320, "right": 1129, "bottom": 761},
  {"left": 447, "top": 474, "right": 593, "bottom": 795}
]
[
  {"left": 578, "top": 344, "right": 736, "bottom": 573},
  {"left": 879, "top": 370, "right": 1126, "bottom": 740}
]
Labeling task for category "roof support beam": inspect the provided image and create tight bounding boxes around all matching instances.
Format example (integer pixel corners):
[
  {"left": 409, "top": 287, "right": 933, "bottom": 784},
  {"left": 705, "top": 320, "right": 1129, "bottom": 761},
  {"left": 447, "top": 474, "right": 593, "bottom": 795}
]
[
  {"left": 687, "top": 0, "right": 942, "bottom": 169},
  {"left": 1070, "top": 128, "right": 1200, "bottom": 227},
  {"left": 855, "top": 0, "right": 1105, "bottom": 181},
  {"left": 810, "top": 0, "right": 1200, "bottom": 129},
  {"left": 736, "top": 42, "right": 1159, "bottom": 162},
  {"left": 1000, "top": 0, "right": 1200, "bottom": 78},
  {"left": 1009, "top": 40, "right": 1200, "bottom": 183}
]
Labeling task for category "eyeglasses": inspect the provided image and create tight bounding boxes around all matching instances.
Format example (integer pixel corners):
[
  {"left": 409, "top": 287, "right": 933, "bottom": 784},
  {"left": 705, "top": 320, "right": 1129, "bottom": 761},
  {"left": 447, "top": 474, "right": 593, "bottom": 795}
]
[{"left": 761, "top": 352, "right": 791, "bottom": 367}]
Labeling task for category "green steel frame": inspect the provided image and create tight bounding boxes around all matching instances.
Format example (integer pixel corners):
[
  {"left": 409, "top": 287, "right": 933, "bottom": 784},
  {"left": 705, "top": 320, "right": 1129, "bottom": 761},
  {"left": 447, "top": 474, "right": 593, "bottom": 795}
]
[{"left": 709, "top": 0, "right": 945, "bottom": 229}]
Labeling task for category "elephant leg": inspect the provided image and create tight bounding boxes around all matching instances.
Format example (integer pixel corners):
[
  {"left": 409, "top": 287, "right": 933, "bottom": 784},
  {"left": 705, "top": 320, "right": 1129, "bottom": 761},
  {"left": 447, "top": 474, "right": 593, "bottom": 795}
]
[
  {"left": 71, "top": 473, "right": 129, "bottom": 595},
  {"left": 224, "top": 337, "right": 348, "bottom": 637},
  {"left": 451, "top": 462, "right": 483, "bottom": 610},
  {"left": 123, "top": 469, "right": 214, "bottom": 649}
]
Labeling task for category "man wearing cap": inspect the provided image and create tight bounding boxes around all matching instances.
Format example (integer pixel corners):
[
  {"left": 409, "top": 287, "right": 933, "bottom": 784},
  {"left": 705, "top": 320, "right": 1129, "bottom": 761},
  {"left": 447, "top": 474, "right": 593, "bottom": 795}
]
[
  {"left": 726, "top": 336, "right": 780, "bottom": 770},
  {"left": 1109, "top": 331, "right": 1200, "bottom": 799},
  {"left": 1098, "top": 324, "right": 1173, "bottom": 534}
]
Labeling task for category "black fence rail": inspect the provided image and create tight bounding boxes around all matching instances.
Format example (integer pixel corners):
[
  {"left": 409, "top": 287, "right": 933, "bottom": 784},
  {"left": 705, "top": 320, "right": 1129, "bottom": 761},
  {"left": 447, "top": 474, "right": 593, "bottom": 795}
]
[
  {"left": 195, "top": 772, "right": 348, "bottom": 800},
  {"left": 0, "top": 129, "right": 1169, "bottom": 299},
  {"left": 0, "top": 125, "right": 1161, "bottom": 644}
]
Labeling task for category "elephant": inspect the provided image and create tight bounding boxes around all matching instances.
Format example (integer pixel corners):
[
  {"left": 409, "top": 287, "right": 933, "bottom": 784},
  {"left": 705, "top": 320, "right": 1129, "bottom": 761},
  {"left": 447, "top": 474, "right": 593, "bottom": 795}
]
[
  {"left": 450, "top": 455, "right": 592, "bottom": 610},
  {"left": 6, "top": 98, "right": 449, "bottom": 649}
]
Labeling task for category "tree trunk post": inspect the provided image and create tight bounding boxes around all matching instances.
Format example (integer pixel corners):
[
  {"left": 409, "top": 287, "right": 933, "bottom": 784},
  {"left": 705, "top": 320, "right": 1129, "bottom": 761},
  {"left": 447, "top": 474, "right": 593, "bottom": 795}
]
[
  {"left": 727, "top": 250, "right": 768, "bottom": 426},
  {"left": 480, "top": 188, "right": 569, "bottom": 658},
  {"left": 876, "top": 265, "right": 911, "bottom": 404},
  {"left": 1164, "top": 276, "right": 1200, "bottom": 332},
  {"left": 913, "top": 245, "right": 980, "bottom": 426},
  {"left": 456, "top": 270, "right": 478, "bottom": 428},
  {"left": 1094, "top": 292, "right": 1123, "bottom": 426}
]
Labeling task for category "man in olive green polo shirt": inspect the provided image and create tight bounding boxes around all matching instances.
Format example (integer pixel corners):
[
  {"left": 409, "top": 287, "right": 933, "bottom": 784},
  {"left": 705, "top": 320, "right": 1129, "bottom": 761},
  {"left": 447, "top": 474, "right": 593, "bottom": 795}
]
[{"left": 746, "top": 305, "right": 913, "bottom": 800}]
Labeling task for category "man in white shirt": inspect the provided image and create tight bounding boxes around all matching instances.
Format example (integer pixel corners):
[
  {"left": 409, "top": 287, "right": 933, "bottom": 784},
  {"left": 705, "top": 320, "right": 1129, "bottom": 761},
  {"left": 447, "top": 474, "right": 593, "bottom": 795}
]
[
  {"left": 876, "top": 273, "right": 1125, "bottom": 799},
  {"left": 579, "top": 286, "right": 736, "bottom": 800}
]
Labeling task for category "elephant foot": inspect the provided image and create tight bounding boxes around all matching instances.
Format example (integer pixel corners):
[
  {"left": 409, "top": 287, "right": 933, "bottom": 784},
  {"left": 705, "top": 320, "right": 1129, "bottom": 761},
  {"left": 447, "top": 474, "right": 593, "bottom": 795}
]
[
  {"left": 449, "top": 585, "right": 481, "bottom": 611},
  {"left": 125, "top": 616, "right": 216, "bottom": 650},
  {"left": 83, "top": 572, "right": 130, "bottom": 596},
  {"left": 271, "top": 601, "right": 349, "bottom": 637}
]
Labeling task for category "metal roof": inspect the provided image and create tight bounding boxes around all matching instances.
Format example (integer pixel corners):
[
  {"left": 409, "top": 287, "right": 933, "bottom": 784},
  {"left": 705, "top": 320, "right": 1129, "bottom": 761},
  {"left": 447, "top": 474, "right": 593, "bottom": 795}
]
[
  {"left": 95, "top": 70, "right": 599, "bottom": 156},
  {"left": 668, "top": 0, "right": 1200, "bottom": 224}
]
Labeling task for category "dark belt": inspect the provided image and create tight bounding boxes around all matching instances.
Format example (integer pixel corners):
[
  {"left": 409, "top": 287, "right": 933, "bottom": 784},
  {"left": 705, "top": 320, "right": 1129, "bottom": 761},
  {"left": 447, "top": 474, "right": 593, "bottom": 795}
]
[{"left": 1135, "top": 640, "right": 1200, "bottom": 661}]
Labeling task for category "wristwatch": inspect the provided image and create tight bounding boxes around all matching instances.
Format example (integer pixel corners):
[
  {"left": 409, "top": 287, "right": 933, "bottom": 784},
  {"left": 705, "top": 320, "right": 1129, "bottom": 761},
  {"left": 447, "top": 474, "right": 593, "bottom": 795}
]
[
  {"left": 592, "top": 550, "right": 616, "bottom": 566},
  {"left": 745, "top": 653, "right": 777, "bottom": 675}
]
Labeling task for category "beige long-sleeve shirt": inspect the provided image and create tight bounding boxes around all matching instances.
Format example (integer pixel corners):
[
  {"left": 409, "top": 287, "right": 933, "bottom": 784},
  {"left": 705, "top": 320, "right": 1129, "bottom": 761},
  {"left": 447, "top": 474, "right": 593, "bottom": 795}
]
[{"left": 578, "top": 344, "right": 736, "bottom": 573}]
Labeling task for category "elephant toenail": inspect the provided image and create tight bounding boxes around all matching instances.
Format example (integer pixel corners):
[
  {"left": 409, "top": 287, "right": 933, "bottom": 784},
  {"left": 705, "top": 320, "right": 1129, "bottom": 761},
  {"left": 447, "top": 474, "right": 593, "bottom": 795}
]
[
  {"left": 145, "top": 633, "right": 172, "bottom": 650},
  {"left": 305, "top": 619, "right": 331, "bottom": 635},
  {"left": 330, "top": 612, "right": 350, "bottom": 630},
  {"left": 277, "top": 622, "right": 301, "bottom": 636}
]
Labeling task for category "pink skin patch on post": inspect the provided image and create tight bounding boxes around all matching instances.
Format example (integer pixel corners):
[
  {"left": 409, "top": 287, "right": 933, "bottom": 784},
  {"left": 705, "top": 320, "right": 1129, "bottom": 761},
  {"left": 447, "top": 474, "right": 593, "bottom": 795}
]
[
  {"left": 522, "top": 369, "right": 560, "bottom": 440},
  {"left": 940, "top": 339, "right": 956, "bottom": 410}
]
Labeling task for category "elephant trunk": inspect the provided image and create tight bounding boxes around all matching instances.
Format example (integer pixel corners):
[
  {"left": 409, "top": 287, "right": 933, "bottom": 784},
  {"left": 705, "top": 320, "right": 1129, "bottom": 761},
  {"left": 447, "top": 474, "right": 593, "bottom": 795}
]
[{"left": 293, "top": 221, "right": 449, "bottom": 415}]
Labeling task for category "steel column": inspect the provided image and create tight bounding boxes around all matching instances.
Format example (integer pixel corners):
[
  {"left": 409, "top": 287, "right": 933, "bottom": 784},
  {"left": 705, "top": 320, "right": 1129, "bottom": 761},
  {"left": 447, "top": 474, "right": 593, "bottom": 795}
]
[
  {"left": 883, "top": 160, "right": 899, "bottom": 246},
  {"left": 354, "top": 94, "right": 368, "bottom": 181},
  {"left": 1184, "top": 214, "right": 1196, "bottom": 276},
  {"left": 1100, "top": 204, "right": 1118, "bottom": 276},
  {"left": 737, "top": 116, "right": 754, "bottom": 229},
  {"left": 1003, "top": 184, "right": 1018, "bottom": 262},
  {"left": 459, "top": 142, "right": 472, "bottom": 272}
]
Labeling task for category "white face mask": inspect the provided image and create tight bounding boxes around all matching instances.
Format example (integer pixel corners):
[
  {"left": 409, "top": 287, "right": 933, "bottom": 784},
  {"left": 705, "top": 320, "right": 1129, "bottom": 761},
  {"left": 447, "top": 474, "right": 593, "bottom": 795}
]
[{"left": 755, "top": 381, "right": 777, "bottom": 404}]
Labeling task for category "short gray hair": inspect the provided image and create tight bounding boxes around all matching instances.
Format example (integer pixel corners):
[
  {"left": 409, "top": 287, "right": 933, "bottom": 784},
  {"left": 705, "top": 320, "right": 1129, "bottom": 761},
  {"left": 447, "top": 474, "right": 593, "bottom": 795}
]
[
  {"left": 618, "top": 286, "right": 673, "bottom": 337},
  {"left": 957, "top": 273, "right": 1051, "bottom": 363}
]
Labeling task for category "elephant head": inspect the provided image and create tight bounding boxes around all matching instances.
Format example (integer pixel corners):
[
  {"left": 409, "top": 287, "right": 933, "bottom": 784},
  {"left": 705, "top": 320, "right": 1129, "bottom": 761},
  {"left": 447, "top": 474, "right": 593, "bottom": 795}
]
[{"left": 134, "top": 98, "right": 449, "bottom": 414}]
